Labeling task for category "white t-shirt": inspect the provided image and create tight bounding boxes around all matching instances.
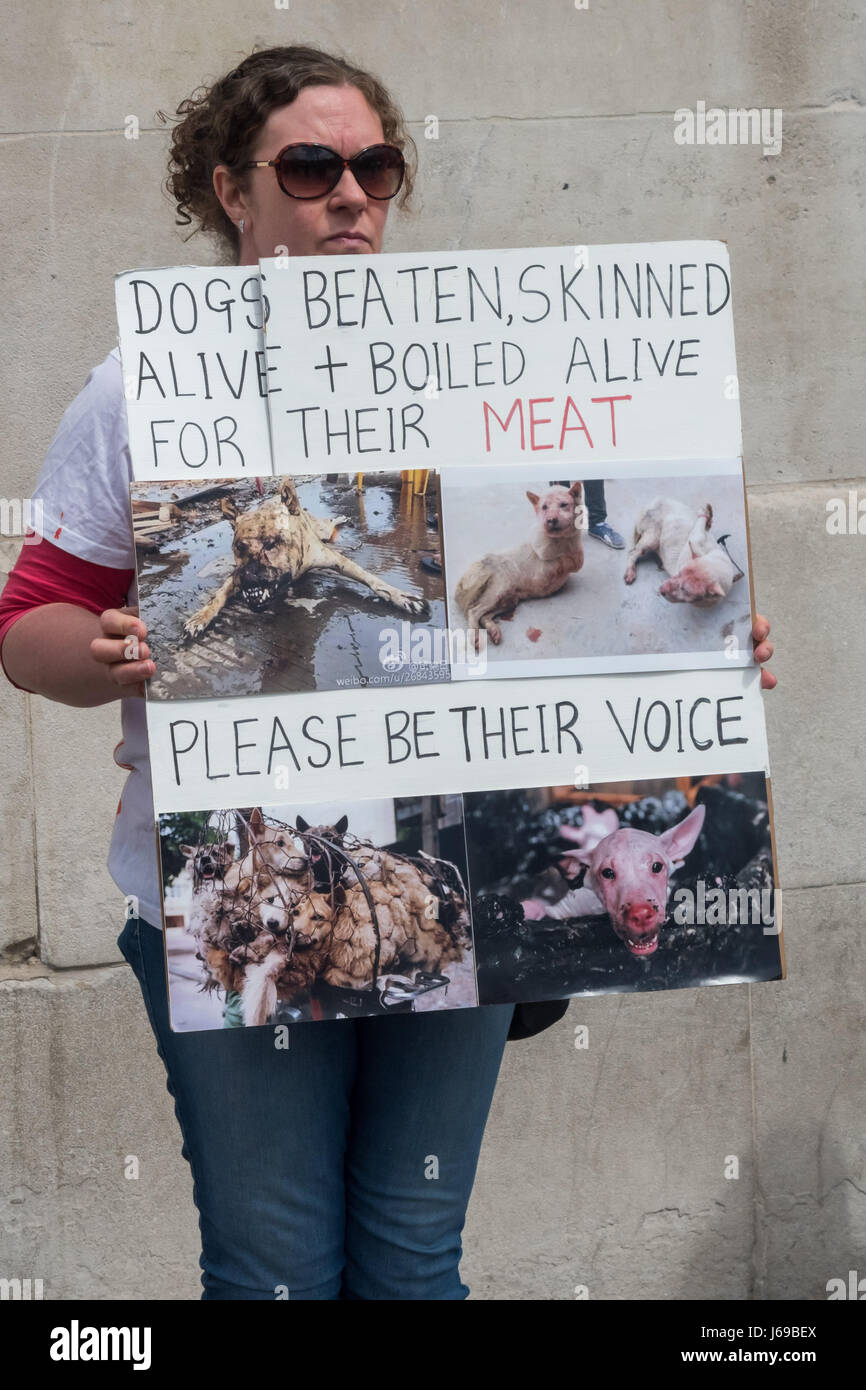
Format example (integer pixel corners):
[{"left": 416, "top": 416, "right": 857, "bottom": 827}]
[{"left": 30, "top": 346, "right": 163, "bottom": 930}]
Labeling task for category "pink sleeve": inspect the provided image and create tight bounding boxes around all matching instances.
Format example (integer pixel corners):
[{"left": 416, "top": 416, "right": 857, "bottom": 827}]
[{"left": 0, "top": 531, "right": 135, "bottom": 692}]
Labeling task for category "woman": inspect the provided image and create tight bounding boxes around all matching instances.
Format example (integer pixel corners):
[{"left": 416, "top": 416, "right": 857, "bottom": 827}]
[{"left": 0, "top": 44, "right": 776, "bottom": 1301}]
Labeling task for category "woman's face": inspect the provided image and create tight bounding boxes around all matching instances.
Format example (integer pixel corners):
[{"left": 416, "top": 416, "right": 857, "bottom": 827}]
[{"left": 214, "top": 84, "right": 394, "bottom": 263}]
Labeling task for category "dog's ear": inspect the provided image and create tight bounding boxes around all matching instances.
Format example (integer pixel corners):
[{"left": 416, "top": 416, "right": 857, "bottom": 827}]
[
  {"left": 689, "top": 541, "right": 699, "bottom": 559},
  {"left": 658, "top": 803, "right": 706, "bottom": 868},
  {"left": 526, "top": 490, "right": 540, "bottom": 509},
  {"left": 220, "top": 496, "right": 240, "bottom": 524},
  {"left": 248, "top": 808, "right": 265, "bottom": 841},
  {"left": 237, "top": 876, "right": 251, "bottom": 896},
  {"left": 296, "top": 814, "right": 309, "bottom": 833},
  {"left": 180, "top": 844, "right": 195, "bottom": 858},
  {"left": 334, "top": 814, "right": 349, "bottom": 835},
  {"left": 279, "top": 476, "right": 301, "bottom": 515},
  {"left": 568, "top": 481, "right": 583, "bottom": 500}
]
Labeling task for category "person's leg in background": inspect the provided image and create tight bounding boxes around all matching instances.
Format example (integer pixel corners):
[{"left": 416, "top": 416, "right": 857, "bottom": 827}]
[
  {"left": 116, "top": 914, "right": 355, "bottom": 1300},
  {"left": 582, "top": 479, "right": 625, "bottom": 549},
  {"left": 341, "top": 1000, "right": 516, "bottom": 1300}
]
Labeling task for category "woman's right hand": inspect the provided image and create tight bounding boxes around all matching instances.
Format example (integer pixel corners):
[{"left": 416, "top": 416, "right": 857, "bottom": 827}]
[{"left": 91, "top": 606, "right": 155, "bottom": 697}]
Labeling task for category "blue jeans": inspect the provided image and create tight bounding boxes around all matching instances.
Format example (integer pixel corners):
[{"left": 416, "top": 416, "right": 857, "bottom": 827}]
[{"left": 116, "top": 916, "right": 515, "bottom": 1300}]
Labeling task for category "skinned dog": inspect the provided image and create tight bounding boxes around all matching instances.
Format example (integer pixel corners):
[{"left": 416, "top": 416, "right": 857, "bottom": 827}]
[
  {"left": 624, "top": 499, "right": 743, "bottom": 605},
  {"left": 184, "top": 475, "right": 429, "bottom": 637},
  {"left": 455, "top": 481, "right": 585, "bottom": 651},
  {"left": 522, "top": 805, "right": 706, "bottom": 958}
]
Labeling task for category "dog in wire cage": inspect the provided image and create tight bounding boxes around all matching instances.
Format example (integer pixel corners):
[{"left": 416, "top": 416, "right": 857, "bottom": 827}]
[{"left": 179, "top": 805, "right": 474, "bottom": 1026}]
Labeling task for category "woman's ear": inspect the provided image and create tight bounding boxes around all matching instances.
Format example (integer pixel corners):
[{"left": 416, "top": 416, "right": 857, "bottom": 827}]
[{"left": 212, "top": 164, "right": 250, "bottom": 232}]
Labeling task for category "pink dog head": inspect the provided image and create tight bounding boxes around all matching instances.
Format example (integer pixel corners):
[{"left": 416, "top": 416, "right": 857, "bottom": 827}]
[
  {"left": 527, "top": 481, "right": 583, "bottom": 536},
  {"left": 659, "top": 544, "right": 743, "bottom": 607},
  {"left": 575, "top": 804, "right": 706, "bottom": 957}
]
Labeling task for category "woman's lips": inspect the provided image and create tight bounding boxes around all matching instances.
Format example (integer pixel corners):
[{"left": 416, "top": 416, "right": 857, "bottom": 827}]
[{"left": 326, "top": 232, "right": 369, "bottom": 246}]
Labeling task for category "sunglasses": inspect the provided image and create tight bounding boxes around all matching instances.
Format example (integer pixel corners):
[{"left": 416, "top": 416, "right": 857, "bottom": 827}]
[{"left": 242, "top": 142, "right": 405, "bottom": 200}]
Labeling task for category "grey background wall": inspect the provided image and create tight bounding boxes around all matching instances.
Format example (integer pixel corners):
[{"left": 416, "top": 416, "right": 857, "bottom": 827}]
[{"left": 1, "top": 1, "right": 863, "bottom": 1300}]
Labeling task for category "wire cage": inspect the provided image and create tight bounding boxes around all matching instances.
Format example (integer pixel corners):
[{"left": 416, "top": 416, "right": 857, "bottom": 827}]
[{"left": 177, "top": 806, "right": 471, "bottom": 1020}]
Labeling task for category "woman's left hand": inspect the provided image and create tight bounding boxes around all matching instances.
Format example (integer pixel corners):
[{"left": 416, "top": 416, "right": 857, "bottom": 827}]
[{"left": 752, "top": 613, "right": 776, "bottom": 690}]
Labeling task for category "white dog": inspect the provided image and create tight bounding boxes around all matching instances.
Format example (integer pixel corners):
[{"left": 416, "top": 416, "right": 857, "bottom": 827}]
[{"left": 624, "top": 499, "right": 743, "bottom": 605}]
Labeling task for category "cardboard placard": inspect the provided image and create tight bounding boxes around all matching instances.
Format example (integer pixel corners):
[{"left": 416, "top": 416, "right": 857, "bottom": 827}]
[{"left": 116, "top": 242, "right": 782, "bottom": 1033}]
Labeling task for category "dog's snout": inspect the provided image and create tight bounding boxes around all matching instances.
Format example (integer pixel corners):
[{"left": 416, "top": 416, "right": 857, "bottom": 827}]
[{"left": 623, "top": 900, "right": 659, "bottom": 928}]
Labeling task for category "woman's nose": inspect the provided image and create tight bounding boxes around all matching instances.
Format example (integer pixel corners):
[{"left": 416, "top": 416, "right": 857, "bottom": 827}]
[{"left": 331, "top": 167, "right": 367, "bottom": 207}]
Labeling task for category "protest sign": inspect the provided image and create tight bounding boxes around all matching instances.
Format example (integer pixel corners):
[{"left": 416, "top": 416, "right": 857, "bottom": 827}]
[
  {"left": 116, "top": 242, "right": 783, "bottom": 1033},
  {"left": 115, "top": 265, "right": 274, "bottom": 479},
  {"left": 259, "top": 240, "right": 741, "bottom": 468}
]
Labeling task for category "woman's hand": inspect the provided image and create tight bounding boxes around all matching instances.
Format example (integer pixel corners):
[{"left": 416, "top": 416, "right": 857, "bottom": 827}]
[
  {"left": 752, "top": 613, "right": 776, "bottom": 690},
  {"left": 91, "top": 606, "right": 155, "bottom": 698}
]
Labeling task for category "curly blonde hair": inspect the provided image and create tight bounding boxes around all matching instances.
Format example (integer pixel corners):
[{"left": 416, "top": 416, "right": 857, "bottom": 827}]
[{"left": 157, "top": 44, "right": 418, "bottom": 262}]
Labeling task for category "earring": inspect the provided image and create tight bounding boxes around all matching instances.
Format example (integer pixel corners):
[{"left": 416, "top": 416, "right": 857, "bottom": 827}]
[{"left": 238, "top": 219, "right": 245, "bottom": 234}]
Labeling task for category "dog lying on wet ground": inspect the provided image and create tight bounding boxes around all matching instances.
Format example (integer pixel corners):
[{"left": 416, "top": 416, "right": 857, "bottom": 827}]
[{"left": 183, "top": 476, "right": 429, "bottom": 637}]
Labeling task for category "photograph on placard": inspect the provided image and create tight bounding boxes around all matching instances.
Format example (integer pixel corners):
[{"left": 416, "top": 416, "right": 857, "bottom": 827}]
[
  {"left": 440, "top": 461, "right": 753, "bottom": 679},
  {"left": 132, "top": 470, "right": 448, "bottom": 699},
  {"left": 157, "top": 794, "right": 477, "bottom": 1031},
  {"left": 464, "top": 772, "right": 782, "bottom": 1004}
]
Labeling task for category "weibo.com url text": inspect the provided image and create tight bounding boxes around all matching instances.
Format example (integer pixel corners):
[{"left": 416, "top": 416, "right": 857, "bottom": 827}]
[{"left": 336, "top": 665, "right": 449, "bottom": 687}]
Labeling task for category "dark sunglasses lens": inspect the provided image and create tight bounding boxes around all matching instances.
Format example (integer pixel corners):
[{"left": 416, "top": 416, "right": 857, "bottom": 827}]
[
  {"left": 353, "top": 146, "right": 405, "bottom": 198},
  {"left": 278, "top": 145, "right": 343, "bottom": 197}
]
